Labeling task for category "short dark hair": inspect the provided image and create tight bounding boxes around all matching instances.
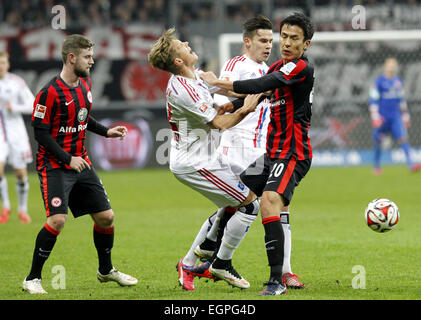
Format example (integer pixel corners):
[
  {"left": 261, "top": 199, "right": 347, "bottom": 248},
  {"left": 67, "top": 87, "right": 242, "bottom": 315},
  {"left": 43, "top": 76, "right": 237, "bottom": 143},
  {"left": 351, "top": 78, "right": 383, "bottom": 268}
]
[
  {"left": 242, "top": 15, "right": 273, "bottom": 39},
  {"left": 280, "top": 12, "right": 314, "bottom": 41}
]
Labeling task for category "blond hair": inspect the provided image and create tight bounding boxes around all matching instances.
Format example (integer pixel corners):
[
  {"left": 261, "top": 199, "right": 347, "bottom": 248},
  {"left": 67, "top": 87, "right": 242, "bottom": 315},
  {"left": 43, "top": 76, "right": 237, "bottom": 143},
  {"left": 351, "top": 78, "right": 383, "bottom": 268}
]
[
  {"left": 62, "top": 34, "right": 94, "bottom": 63},
  {"left": 148, "top": 28, "right": 179, "bottom": 74},
  {"left": 0, "top": 52, "right": 9, "bottom": 59}
]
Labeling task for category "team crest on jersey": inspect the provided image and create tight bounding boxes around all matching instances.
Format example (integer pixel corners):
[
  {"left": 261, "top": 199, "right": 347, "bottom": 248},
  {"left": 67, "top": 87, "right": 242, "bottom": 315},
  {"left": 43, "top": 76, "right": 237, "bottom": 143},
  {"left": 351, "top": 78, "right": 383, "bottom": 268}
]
[
  {"left": 34, "top": 104, "right": 47, "bottom": 119},
  {"left": 280, "top": 62, "right": 296, "bottom": 75},
  {"left": 78, "top": 108, "right": 88, "bottom": 122},
  {"left": 51, "top": 197, "right": 62, "bottom": 208},
  {"left": 87, "top": 91, "right": 93, "bottom": 103}
]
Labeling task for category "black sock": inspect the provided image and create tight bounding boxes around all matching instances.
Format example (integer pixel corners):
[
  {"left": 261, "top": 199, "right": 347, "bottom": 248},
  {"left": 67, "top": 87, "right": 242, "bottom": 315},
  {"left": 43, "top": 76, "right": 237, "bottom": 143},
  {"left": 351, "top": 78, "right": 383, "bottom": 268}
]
[
  {"left": 27, "top": 224, "right": 59, "bottom": 280},
  {"left": 200, "top": 237, "right": 216, "bottom": 251},
  {"left": 212, "top": 257, "right": 231, "bottom": 269},
  {"left": 93, "top": 224, "right": 114, "bottom": 275},
  {"left": 263, "top": 218, "right": 284, "bottom": 283},
  {"left": 210, "top": 207, "right": 237, "bottom": 261}
]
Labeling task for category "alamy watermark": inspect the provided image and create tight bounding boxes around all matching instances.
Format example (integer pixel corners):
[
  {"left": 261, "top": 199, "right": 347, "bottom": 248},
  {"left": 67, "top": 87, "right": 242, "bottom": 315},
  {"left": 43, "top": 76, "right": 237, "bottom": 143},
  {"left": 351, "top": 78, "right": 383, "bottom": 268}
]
[
  {"left": 352, "top": 5, "right": 366, "bottom": 30},
  {"left": 51, "top": 5, "right": 66, "bottom": 30},
  {"left": 351, "top": 265, "right": 366, "bottom": 289},
  {"left": 51, "top": 265, "right": 66, "bottom": 290},
  {"left": 155, "top": 124, "right": 265, "bottom": 175}
]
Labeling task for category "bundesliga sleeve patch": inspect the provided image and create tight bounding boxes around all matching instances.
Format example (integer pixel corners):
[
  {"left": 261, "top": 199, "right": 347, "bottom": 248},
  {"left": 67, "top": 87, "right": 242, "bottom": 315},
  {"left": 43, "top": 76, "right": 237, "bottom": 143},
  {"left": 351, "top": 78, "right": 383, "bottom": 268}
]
[
  {"left": 280, "top": 62, "right": 297, "bottom": 75},
  {"left": 34, "top": 104, "right": 47, "bottom": 119},
  {"left": 199, "top": 104, "right": 209, "bottom": 113}
]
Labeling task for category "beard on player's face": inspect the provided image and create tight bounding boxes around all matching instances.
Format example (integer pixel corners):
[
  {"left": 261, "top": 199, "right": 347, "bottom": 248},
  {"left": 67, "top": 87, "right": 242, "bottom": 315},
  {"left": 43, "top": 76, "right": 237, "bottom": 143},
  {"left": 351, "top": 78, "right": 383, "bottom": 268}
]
[{"left": 74, "top": 62, "right": 90, "bottom": 77}]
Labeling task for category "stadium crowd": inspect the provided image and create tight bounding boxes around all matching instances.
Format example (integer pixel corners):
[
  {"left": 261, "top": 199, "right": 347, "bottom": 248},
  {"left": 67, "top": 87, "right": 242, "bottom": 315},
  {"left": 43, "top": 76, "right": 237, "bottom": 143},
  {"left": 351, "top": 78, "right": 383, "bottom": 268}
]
[{"left": 1, "top": 0, "right": 420, "bottom": 30}]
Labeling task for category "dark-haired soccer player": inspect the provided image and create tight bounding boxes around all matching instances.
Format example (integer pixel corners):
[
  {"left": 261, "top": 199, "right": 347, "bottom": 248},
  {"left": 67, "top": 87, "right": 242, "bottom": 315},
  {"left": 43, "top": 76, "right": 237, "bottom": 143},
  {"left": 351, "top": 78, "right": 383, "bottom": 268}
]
[
  {"left": 22, "top": 34, "right": 137, "bottom": 294},
  {"left": 201, "top": 12, "right": 315, "bottom": 295}
]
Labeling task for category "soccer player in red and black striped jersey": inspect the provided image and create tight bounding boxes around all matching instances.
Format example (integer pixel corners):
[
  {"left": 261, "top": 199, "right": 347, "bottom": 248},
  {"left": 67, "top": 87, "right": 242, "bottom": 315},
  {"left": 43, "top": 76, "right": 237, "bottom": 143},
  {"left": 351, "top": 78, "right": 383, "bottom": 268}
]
[
  {"left": 200, "top": 13, "right": 315, "bottom": 295},
  {"left": 22, "top": 34, "right": 137, "bottom": 294}
]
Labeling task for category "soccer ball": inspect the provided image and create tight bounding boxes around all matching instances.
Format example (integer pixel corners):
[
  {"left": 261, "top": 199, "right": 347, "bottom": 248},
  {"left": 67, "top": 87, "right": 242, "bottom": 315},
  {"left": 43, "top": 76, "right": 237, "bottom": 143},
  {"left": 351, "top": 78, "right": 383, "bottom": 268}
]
[{"left": 364, "top": 198, "right": 399, "bottom": 233}]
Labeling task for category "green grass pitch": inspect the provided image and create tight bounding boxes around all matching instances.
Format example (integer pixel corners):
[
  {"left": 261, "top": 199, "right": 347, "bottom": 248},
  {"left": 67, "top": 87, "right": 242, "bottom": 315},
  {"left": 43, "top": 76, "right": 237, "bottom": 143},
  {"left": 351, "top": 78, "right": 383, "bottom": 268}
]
[{"left": 1, "top": 165, "right": 420, "bottom": 300}]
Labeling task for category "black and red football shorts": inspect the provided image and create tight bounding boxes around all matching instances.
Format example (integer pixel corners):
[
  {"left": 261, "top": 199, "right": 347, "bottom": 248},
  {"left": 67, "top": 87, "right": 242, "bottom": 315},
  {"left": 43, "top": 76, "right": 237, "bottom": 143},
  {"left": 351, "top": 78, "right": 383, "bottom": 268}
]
[
  {"left": 240, "top": 154, "right": 311, "bottom": 206},
  {"left": 37, "top": 167, "right": 111, "bottom": 218}
]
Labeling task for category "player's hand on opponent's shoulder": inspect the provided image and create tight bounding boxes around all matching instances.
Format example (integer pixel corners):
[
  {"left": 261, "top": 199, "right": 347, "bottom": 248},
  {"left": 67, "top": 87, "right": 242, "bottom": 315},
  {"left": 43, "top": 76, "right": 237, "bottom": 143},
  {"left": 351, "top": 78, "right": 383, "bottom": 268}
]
[
  {"left": 241, "top": 93, "right": 263, "bottom": 115},
  {"left": 107, "top": 126, "right": 128, "bottom": 140},
  {"left": 70, "top": 156, "right": 91, "bottom": 173},
  {"left": 200, "top": 71, "right": 218, "bottom": 85}
]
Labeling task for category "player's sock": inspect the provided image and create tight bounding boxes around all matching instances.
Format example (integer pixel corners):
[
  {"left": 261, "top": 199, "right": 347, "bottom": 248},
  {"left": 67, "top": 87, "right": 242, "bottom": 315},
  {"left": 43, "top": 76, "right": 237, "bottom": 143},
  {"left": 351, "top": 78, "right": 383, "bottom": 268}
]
[
  {"left": 280, "top": 212, "right": 292, "bottom": 274},
  {"left": 93, "top": 224, "right": 114, "bottom": 275},
  {"left": 182, "top": 210, "right": 219, "bottom": 266},
  {"left": 27, "top": 223, "right": 59, "bottom": 280},
  {"left": 262, "top": 216, "right": 284, "bottom": 282},
  {"left": 205, "top": 207, "right": 225, "bottom": 242},
  {"left": 216, "top": 200, "right": 259, "bottom": 260},
  {"left": 209, "top": 207, "right": 237, "bottom": 261},
  {"left": 0, "top": 176, "right": 11, "bottom": 210},
  {"left": 373, "top": 141, "right": 382, "bottom": 169},
  {"left": 401, "top": 142, "right": 413, "bottom": 168},
  {"left": 16, "top": 177, "right": 29, "bottom": 212}
]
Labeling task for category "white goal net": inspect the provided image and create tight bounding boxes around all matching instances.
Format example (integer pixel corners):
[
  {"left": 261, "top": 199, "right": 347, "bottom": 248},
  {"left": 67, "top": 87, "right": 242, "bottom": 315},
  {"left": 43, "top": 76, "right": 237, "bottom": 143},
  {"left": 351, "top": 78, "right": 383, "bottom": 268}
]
[{"left": 218, "top": 30, "right": 421, "bottom": 167}]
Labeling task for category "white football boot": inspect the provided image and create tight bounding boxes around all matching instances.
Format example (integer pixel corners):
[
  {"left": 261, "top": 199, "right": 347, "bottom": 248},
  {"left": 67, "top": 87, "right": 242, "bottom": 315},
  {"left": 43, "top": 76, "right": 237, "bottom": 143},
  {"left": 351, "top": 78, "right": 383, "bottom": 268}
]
[
  {"left": 209, "top": 264, "right": 250, "bottom": 289},
  {"left": 22, "top": 278, "right": 48, "bottom": 294},
  {"left": 97, "top": 268, "right": 138, "bottom": 286}
]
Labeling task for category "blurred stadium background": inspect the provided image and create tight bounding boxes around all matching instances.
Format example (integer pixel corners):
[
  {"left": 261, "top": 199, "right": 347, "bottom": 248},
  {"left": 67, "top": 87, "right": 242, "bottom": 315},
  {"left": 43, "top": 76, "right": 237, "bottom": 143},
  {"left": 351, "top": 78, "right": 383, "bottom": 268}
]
[{"left": 2, "top": 0, "right": 421, "bottom": 171}]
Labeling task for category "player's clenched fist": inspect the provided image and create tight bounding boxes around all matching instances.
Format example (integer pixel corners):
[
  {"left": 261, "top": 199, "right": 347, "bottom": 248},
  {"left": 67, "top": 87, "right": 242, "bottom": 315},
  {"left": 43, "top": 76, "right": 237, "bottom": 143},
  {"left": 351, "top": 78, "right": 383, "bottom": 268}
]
[{"left": 107, "top": 126, "right": 128, "bottom": 140}]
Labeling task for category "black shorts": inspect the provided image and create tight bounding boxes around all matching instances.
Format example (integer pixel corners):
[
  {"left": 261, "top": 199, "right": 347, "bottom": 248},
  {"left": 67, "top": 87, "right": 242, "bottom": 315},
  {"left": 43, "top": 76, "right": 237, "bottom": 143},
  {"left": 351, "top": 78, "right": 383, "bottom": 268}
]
[
  {"left": 240, "top": 154, "right": 311, "bottom": 206},
  {"left": 37, "top": 167, "right": 111, "bottom": 218}
]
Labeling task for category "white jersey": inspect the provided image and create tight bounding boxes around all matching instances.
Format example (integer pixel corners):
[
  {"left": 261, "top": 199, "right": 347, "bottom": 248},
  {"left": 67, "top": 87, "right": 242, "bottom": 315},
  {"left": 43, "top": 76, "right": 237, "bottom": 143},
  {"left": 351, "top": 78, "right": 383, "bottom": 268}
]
[
  {"left": 166, "top": 69, "right": 220, "bottom": 174},
  {"left": 214, "top": 55, "right": 270, "bottom": 149},
  {"left": 0, "top": 72, "right": 34, "bottom": 166},
  {"left": 213, "top": 54, "right": 270, "bottom": 175}
]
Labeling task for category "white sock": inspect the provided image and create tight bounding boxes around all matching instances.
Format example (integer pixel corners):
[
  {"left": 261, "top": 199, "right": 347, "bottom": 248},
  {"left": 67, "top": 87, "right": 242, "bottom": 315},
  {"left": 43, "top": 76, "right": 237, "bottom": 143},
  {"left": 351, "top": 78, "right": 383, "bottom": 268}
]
[
  {"left": 16, "top": 178, "right": 29, "bottom": 212},
  {"left": 0, "top": 176, "right": 10, "bottom": 209},
  {"left": 217, "top": 200, "right": 259, "bottom": 260},
  {"left": 182, "top": 210, "right": 219, "bottom": 266},
  {"left": 280, "top": 212, "right": 292, "bottom": 274}
]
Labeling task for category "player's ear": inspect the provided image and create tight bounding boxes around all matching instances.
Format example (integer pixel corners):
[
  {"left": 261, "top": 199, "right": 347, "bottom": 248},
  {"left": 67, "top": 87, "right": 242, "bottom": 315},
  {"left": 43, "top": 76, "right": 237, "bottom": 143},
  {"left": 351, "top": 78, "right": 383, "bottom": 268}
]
[
  {"left": 303, "top": 39, "right": 311, "bottom": 51},
  {"left": 173, "top": 57, "right": 183, "bottom": 68},
  {"left": 68, "top": 52, "right": 77, "bottom": 64},
  {"left": 244, "top": 37, "right": 251, "bottom": 48}
]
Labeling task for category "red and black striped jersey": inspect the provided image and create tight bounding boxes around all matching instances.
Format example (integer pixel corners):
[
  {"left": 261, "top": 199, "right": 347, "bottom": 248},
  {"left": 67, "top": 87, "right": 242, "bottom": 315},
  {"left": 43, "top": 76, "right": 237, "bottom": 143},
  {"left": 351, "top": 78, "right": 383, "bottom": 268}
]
[
  {"left": 233, "top": 56, "right": 314, "bottom": 160},
  {"left": 265, "top": 56, "right": 314, "bottom": 160},
  {"left": 31, "top": 75, "right": 93, "bottom": 170}
]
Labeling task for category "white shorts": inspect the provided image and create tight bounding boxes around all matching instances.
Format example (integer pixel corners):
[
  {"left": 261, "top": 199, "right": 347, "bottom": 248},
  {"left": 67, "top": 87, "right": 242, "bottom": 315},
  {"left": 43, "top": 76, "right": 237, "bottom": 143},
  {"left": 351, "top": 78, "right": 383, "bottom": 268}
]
[
  {"left": 0, "top": 138, "right": 32, "bottom": 169},
  {"left": 173, "top": 157, "right": 250, "bottom": 208},
  {"left": 217, "top": 144, "right": 265, "bottom": 176}
]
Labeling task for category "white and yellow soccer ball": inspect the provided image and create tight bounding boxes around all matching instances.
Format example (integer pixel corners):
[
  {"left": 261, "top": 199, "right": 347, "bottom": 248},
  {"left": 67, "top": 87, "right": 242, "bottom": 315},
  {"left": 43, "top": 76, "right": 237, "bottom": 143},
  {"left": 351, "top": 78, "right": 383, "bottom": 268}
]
[{"left": 364, "top": 198, "right": 399, "bottom": 233}]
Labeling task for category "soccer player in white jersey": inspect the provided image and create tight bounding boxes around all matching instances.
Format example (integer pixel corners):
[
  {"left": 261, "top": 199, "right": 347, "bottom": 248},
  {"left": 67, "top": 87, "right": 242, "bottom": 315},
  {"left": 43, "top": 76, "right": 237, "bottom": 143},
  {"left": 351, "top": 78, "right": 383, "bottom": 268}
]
[
  {"left": 183, "top": 15, "right": 304, "bottom": 290},
  {"left": 149, "top": 28, "right": 263, "bottom": 291},
  {"left": 0, "top": 52, "right": 34, "bottom": 224}
]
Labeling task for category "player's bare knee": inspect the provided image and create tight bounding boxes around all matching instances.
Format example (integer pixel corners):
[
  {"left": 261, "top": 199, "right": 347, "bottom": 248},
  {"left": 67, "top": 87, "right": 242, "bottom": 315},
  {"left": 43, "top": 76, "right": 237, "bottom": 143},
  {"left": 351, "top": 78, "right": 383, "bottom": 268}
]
[
  {"left": 92, "top": 209, "right": 114, "bottom": 228},
  {"left": 260, "top": 191, "right": 285, "bottom": 218},
  {"left": 47, "top": 214, "right": 67, "bottom": 232},
  {"left": 15, "top": 169, "right": 28, "bottom": 181}
]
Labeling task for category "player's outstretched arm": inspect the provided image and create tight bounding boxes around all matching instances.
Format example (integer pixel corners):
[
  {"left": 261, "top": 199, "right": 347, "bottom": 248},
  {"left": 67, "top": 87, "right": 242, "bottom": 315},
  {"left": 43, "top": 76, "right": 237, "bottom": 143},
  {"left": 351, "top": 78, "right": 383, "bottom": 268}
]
[{"left": 209, "top": 94, "right": 262, "bottom": 130}]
